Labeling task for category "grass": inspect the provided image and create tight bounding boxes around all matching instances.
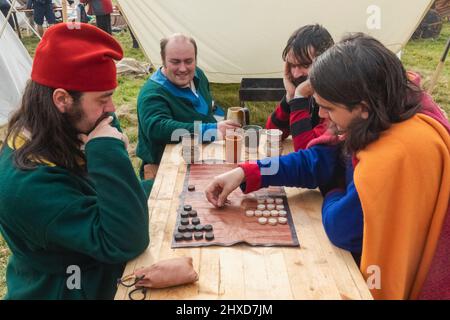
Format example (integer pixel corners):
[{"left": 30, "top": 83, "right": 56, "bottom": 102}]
[
  {"left": 0, "top": 237, "right": 8, "bottom": 299},
  {"left": 0, "top": 22, "right": 449, "bottom": 299},
  {"left": 402, "top": 23, "right": 450, "bottom": 113}
]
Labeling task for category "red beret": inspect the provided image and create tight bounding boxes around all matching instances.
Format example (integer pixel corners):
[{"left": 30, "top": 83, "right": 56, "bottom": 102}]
[{"left": 31, "top": 23, "right": 123, "bottom": 92}]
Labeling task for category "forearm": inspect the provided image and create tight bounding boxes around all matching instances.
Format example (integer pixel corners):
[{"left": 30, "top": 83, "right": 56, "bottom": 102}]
[
  {"left": 43, "top": 139, "right": 149, "bottom": 264},
  {"left": 85, "top": 138, "right": 149, "bottom": 255},
  {"left": 239, "top": 145, "right": 340, "bottom": 193},
  {"left": 289, "top": 97, "right": 319, "bottom": 151},
  {"left": 144, "top": 117, "right": 195, "bottom": 144}
]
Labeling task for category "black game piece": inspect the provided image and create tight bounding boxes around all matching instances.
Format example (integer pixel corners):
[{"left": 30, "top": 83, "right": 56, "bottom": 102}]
[
  {"left": 178, "top": 225, "right": 187, "bottom": 233},
  {"left": 205, "top": 232, "right": 214, "bottom": 241},
  {"left": 186, "top": 225, "right": 195, "bottom": 232},
  {"left": 180, "top": 218, "right": 189, "bottom": 225},
  {"left": 188, "top": 210, "right": 197, "bottom": 217},
  {"left": 191, "top": 217, "right": 200, "bottom": 225},
  {"left": 194, "top": 224, "right": 203, "bottom": 232},
  {"left": 188, "top": 185, "right": 195, "bottom": 191},
  {"left": 180, "top": 212, "right": 189, "bottom": 218},
  {"left": 183, "top": 205, "right": 192, "bottom": 211},
  {"left": 174, "top": 233, "right": 184, "bottom": 241},
  {"left": 194, "top": 232, "right": 203, "bottom": 240},
  {"left": 183, "top": 232, "right": 193, "bottom": 240},
  {"left": 204, "top": 224, "right": 213, "bottom": 232}
]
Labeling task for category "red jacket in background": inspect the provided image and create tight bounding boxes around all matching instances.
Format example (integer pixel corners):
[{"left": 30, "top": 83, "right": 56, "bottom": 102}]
[
  {"left": 80, "top": 0, "right": 113, "bottom": 16},
  {"left": 265, "top": 95, "right": 327, "bottom": 151}
]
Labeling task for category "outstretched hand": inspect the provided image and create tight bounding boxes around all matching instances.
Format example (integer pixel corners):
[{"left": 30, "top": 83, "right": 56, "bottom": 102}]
[{"left": 205, "top": 167, "right": 246, "bottom": 207}]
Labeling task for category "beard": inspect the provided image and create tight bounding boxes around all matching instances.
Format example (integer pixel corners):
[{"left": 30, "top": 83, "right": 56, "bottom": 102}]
[
  {"left": 64, "top": 103, "right": 84, "bottom": 131},
  {"left": 65, "top": 102, "right": 111, "bottom": 135}
]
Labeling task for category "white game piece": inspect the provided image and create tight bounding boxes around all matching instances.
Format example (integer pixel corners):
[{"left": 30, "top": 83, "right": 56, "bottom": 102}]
[
  {"left": 262, "top": 210, "right": 271, "bottom": 217},
  {"left": 257, "top": 204, "right": 266, "bottom": 210},
  {"left": 265, "top": 197, "right": 274, "bottom": 204},
  {"left": 257, "top": 198, "right": 265, "bottom": 204},
  {"left": 258, "top": 217, "right": 268, "bottom": 225},
  {"left": 266, "top": 204, "right": 275, "bottom": 210},
  {"left": 278, "top": 217, "right": 288, "bottom": 224},
  {"left": 270, "top": 210, "right": 279, "bottom": 217},
  {"left": 276, "top": 204, "right": 284, "bottom": 210},
  {"left": 275, "top": 198, "right": 283, "bottom": 204},
  {"left": 245, "top": 210, "right": 255, "bottom": 217},
  {"left": 278, "top": 210, "right": 287, "bottom": 217},
  {"left": 254, "top": 210, "right": 263, "bottom": 217},
  {"left": 268, "top": 218, "right": 278, "bottom": 226}
]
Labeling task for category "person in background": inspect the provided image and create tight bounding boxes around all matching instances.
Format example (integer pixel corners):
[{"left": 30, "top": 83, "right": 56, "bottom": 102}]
[
  {"left": 80, "top": 0, "right": 112, "bottom": 34},
  {"left": 26, "top": 0, "right": 55, "bottom": 36},
  {"left": 0, "top": 0, "right": 15, "bottom": 29},
  {"left": 266, "top": 24, "right": 334, "bottom": 151},
  {"left": 136, "top": 33, "right": 239, "bottom": 190},
  {"left": 16, "top": 0, "right": 36, "bottom": 31}
]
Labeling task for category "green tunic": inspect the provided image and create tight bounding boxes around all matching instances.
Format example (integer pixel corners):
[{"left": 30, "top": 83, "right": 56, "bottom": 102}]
[
  {"left": 136, "top": 67, "right": 217, "bottom": 165},
  {"left": 0, "top": 136, "right": 149, "bottom": 299}
]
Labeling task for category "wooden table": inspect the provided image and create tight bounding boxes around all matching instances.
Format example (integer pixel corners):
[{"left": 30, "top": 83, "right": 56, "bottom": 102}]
[{"left": 115, "top": 136, "right": 372, "bottom": 300}]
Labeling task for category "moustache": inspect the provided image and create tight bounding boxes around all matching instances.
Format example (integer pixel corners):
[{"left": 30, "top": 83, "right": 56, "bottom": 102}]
[{"left": 93, "top": 112, "right": 113, "bottom": 129}]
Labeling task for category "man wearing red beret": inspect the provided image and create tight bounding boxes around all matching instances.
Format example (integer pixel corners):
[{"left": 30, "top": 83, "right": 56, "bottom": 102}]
[{"left": 0, "top": 23, "right": 149, "bottom": 299}]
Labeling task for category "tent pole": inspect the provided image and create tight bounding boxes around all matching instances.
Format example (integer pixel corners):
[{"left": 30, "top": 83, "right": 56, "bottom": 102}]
[
  {"left": 0, "top": 0, "right": 17, "bottom": 39},
  {"left": 427, "top": 37, "right": 450, "bottom": 95},
  {"left": 62, "top": 0, "right": 68, "bottom": 22},
  {"left": 0, "top": 0, "right": 42, "bottom": 39}
]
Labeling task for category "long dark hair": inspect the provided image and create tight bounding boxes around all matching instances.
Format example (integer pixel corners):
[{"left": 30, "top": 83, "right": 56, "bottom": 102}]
[
  {"left": 2, "top": 80, "right": 87, "bottom": 175},
  {"left": 309, "top": 33, "right": 422, "bottom": 153},
  {"left": 282, "top": 24, "right": 334, "bottom": 65}
]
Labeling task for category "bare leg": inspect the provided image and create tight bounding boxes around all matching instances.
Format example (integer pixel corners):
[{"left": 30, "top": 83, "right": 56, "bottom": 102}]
[{"left": 37, "top": 24, "right": 44, "bottom": 37}]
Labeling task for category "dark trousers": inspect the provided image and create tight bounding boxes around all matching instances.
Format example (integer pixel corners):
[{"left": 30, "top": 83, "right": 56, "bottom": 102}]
[
  {"left": 1, "top": 7, "right": 15, "bottom": 29},
  {"left": 129, "top": 28, "right": 139, "bottom": 48},
  {"left": 96, "top": 14, "right": 111, "bottom": 34}
]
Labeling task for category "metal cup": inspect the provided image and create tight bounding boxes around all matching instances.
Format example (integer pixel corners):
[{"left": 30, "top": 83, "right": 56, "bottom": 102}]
[
  {"left": 266, "top": 129, "right": 283, "bottom": 149},
  {"left": 243, "top": 125, "right": 262, "bottom": 153}
]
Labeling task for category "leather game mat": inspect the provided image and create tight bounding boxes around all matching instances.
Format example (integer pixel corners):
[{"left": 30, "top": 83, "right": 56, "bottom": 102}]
[{"left": 171, "top": 162, "right": 300, "bottom": 248}]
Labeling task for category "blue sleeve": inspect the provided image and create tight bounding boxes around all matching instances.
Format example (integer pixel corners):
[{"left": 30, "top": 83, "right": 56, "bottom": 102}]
[
  {"left": 322, "top": 181, "right": 363, "bottom": 253},
  {"left": 258, "top": 145, "right": 340, "bottom": 189}
]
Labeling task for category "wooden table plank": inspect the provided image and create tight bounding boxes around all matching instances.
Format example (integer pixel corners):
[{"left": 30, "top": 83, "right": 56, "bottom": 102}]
[{"left": 115, "top": 135, "right": 372, "bottom": 300}]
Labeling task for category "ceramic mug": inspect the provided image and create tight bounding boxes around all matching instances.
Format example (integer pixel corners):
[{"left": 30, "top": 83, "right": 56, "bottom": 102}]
[
  {"left": 226, "top": 106, "right": 250, "bottom": 126},
  {"left": 224, "top": 133, "right": 243, "bottom": 163}
]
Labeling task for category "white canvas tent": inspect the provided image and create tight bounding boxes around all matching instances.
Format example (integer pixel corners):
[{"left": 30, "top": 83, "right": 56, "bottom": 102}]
[
  {"left": 117, "top": 0, "right": 434, "bottom": 83},
  {"left": 0, "top": 12, "right": 32, "bottom": 126}
]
